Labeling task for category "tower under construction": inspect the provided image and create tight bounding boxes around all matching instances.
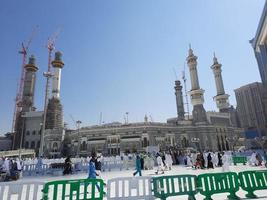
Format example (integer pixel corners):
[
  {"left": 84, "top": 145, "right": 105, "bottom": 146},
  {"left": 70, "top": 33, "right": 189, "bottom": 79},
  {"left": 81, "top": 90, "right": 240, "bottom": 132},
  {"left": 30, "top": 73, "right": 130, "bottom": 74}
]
[
  {"left": 13, "top": 55, "right": 38, "bottom": 149},
  {"left": 45, "top": 51, "right": 64, "bottom": 130}
]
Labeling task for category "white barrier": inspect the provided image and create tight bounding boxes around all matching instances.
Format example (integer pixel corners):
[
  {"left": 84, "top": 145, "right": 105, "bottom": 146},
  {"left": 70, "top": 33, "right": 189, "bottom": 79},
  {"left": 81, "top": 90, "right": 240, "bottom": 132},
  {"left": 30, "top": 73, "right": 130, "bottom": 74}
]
[
  {"left": 107, "top": 176, "right": 154, "bottom": 200},
  {"left": 0, "top": 181, "right": 44, "bottom": 200}
]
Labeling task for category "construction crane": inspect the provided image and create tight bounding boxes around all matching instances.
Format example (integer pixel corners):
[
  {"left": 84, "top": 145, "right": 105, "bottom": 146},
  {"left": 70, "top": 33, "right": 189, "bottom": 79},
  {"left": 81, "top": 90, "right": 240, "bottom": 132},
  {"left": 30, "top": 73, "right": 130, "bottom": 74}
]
[
  {"left": 11, "top": 27, "right": 38, "bottom": 134},
  {"left": 182, "top": 62, "right": 190, "bottom": 120},
  {"left": 39, "top": 29, "right": 61, "bottom": 156},
  {"left": 46, "top": 28, "right": 61, "bottom": 72}
]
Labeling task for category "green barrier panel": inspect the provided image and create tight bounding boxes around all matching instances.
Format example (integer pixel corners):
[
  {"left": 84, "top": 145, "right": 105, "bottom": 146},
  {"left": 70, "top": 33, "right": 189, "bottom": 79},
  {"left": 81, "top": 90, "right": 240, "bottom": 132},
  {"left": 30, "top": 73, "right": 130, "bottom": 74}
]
[
  {"left": 239, "top": 170, "right": 267, "bottom": 199},
  {"left": 152, "top": 174, "right": 197, "bottom": 200},
  {"left": 232, "top": 156, "right": 247, "bottom": 165},
  {"left": 42, "top": 178, "right": 106, "bottom": 200},
  {"left": 197, "top": 172, "right": 240, "bottom": 200}
]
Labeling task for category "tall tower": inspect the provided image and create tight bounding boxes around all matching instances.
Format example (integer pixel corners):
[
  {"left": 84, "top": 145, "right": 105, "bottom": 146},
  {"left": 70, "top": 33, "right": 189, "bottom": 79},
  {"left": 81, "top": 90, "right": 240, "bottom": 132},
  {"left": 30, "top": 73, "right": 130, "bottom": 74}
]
[
  {"left": 211, "top": 54, "right": 230, "bottom": 112},
  {"left": 174, "top": 80, "right": 185, "bottom": 120},
  {"left": 13, "top": 55, "right": 38, "bottom": 149},
  {"left": 22, "top": 55, "right": 38, "bottom": 112},
  {"left": 45, "top": 52, "right": 64, "bottom": 130},
  {"left": 186, "top": 46, "right": 207, "bottom": 123}
]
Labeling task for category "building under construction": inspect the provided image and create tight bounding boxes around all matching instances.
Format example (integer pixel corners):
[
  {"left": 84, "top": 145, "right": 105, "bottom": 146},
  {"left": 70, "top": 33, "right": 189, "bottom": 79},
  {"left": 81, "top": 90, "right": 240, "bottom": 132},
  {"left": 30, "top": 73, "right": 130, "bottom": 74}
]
[{"left": 12, "top": 50, "right": 65, "bottom": 158}]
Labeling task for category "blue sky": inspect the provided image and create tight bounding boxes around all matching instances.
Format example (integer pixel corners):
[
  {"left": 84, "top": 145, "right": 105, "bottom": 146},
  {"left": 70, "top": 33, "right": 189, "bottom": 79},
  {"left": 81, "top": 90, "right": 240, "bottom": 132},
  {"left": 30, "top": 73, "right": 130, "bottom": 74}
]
[{"left": 0, "top": 0, "right": 265, "bottom": 133}]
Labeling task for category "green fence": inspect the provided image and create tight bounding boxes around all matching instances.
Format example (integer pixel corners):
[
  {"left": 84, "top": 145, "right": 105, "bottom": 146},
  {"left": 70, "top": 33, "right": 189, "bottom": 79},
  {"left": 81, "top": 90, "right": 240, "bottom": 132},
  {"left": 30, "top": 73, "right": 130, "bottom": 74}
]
[
  {"left": 239, "top": 170, "right": 267, "bottom": 199},
  {"left": 42, "top": 178, "right": 106, "bottom": 200},
  {"left": 197, "top": 172, "right": 240, "bottom": 200},
  {"left": 232, "top": 156, "right": 247, "bottom": 165},
  {"left": 152, "top": 175, "right": 197, "bottom": 200}
]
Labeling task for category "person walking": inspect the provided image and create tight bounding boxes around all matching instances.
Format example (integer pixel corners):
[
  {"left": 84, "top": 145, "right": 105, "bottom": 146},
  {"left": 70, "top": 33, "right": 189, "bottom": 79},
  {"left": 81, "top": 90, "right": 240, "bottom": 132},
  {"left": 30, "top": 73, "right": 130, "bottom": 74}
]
[
  {"left": 155, "top": 153, "right": 164, "bottom": 174},
  {"left": 133, "top": 154, "right": 142, "bottom": 176},
  {"left": 63, "top": 156, "right": 72, "bottom": 175},
  {"left": 222, "top": 152, "right": 230, "bottom": 172},
  {"left": 207, "top": 153, "right": 214, "bottom": 169},
  {"left": 88, "top": 156, "right": 100, "bottom": 192}
]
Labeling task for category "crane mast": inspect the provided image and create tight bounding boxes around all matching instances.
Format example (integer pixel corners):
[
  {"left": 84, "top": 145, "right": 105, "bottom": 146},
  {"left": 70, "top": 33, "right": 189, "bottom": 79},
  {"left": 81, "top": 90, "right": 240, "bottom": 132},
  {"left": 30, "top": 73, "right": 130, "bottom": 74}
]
[{"left": 11, "top": 27, "right": 37, "bottom": 134}]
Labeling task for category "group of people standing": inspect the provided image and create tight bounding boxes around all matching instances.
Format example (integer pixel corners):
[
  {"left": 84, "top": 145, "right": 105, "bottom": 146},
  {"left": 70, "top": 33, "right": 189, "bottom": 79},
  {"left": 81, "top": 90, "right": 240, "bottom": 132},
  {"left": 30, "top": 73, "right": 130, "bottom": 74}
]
[
  {"left": 0, "top": 157, "right": 22, "bottom": 181},
  {"left": 186, "top": 151, "right": 232, "bottom": 171}
]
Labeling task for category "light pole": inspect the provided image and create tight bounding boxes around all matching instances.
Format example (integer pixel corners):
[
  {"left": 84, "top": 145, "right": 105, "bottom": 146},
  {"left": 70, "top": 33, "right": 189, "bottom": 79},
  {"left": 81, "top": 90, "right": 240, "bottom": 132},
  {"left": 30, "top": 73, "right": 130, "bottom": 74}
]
[
  {"left": 39, "top": 71, "right": 53, "bottom": 157},
  {"left": 125, "top": 112, "right": 129, "bottom": 124},
  {"left": 76, "top": 120, "right": 82, "bottom": 156}
]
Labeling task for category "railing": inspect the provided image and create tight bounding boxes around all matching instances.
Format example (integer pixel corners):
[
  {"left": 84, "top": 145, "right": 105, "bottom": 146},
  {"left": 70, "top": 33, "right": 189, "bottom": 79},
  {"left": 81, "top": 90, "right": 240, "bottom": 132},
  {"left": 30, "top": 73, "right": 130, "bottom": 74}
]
[
  {"left": 2, "top": 169, "right": 267, "bottom": 200},
  {"left": 0, "top": 181, "right": 44, "bottom": 200},
  {"left": 239, "top": 170, "right": 267, "bottom": 198},
  {"left": 232, "top": 156, "right": 247, "bottom": 165},
  {"left": 152, "top": 175, "right": 197, "bottom": 200},
  {"left": 197, "top": 172, "right": 240, "bottom": 200},
  {"left": 42, "top": 178, "right": 106, "bottom": 200},
  {"left": 107, "top": 176, "right": 153, "bottom": 200}
]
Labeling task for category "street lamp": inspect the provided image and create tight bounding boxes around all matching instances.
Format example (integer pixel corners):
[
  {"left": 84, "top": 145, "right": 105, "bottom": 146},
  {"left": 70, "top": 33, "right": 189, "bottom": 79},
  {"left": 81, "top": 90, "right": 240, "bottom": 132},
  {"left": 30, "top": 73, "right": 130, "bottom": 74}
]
[
  {"left": 76, "top": 120, "right": 82, "bottom": 156},
  {"left": 39, "top": 71, "right": 53, "bottom": 157}
]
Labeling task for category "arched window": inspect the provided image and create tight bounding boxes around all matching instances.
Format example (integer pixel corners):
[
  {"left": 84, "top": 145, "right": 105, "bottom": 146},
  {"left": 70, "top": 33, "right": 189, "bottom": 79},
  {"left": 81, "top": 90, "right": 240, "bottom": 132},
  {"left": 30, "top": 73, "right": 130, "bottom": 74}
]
[
  {"left": 32, "top": 131, "right": 36, "bottom": 135},
  {"left": 182, "top": 137, "right": 188, "bottom": 148},
  {"left": 26, "top": 131, "right": 30, "bottom": 136},
  {"left": 53, "top": 142, "right": 58, "bottom": 152},
  {"left": 37, "top": 141, "right": 40, "bottom": 148},
  {"left": 25, "top": 141, "right": 29, "bottom": 149},
  {"left": 31, "top": 141, "right": 35, "bottom": 149},
  {"left": 143, "top": 137, "right": 148, "bottom": 147},
  {"left": 81, "top": 141, "right": 87, "bottom": 150}
]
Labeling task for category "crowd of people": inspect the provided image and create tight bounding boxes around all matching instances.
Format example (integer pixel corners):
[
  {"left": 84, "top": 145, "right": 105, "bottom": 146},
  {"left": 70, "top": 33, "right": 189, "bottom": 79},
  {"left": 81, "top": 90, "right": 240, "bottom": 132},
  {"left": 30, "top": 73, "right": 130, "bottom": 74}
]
[{"left": 0, "top": 149, "right": 266, "bottom": 182}]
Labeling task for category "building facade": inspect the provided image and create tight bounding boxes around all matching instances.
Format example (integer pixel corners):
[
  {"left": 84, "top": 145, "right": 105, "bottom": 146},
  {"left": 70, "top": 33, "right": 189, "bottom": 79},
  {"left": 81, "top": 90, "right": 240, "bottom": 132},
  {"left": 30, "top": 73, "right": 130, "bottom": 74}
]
[
  {"left": 235, "top": 82, "right": 267, "bottom": 135},
  {"left": 252, "top": 0, "right": 267, "bottom": 86}
]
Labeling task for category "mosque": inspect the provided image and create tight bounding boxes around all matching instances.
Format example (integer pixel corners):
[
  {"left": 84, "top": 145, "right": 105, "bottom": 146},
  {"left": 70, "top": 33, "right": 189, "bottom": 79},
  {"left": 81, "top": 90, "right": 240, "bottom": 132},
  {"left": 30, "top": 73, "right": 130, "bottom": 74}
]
[
  {"left": 65, "top": 47, "right": 243, "bottom": 157},
  {"left": 12, "top": 46, "right": 243, "bottom": 158}
]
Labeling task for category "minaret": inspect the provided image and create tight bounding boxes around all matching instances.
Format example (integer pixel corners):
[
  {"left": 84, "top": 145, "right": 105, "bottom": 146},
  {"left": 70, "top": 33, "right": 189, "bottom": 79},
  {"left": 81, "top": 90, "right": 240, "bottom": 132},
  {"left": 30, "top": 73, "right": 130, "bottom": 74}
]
[
  {"left": 22, "top": 55, "right": 38, "bottom": 112},
  {"left": 186, "top": 46, "right": 207, "bottom": 123},
  {"left": 13, "top": 55, "right": 38, "bottom": 149},
  {"left": 51, "top": 51, "right": 64, "bottom": 99},
  {"left": 174, "top": 80, "right": 185, "bottom": 120},
  {"left": 45, "top": 51, "right": 64, "bottom": 130},
  {"left": 211, "top": 53, "right": 230, "bottom": 112}
]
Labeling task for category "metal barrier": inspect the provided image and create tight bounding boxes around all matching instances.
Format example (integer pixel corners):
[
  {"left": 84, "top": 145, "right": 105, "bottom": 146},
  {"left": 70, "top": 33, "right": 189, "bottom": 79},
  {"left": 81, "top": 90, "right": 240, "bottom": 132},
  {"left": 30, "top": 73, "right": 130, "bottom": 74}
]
[
  {"left": 107, "top": 176, "right": 153, "bottom": 200},
  {"left": 81, "top": 162, "right": 89, "bottom": 172},
  {"left": 23, "top": 164, "right": 49, "bottom": 176},
  {"left": 197, "top": 172, "right": 240, "bottom": 200},
  {"left": 232, "top": 156, "right": 247, "bottom": 165},
  {"left": 239, "top": 170, "right": 267, "bottom": 198},
  {"left": 152, "top": 175, "right": 197, "bottom": 200},
  {"left": 0, "top": 181, "right": 44, "bottom": 200},
  {"left": 42, "top": 178, "right": 106, "bottom": 200},
  {"left": 102, "top": 160, "right": 123, "bottom": 172}
]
